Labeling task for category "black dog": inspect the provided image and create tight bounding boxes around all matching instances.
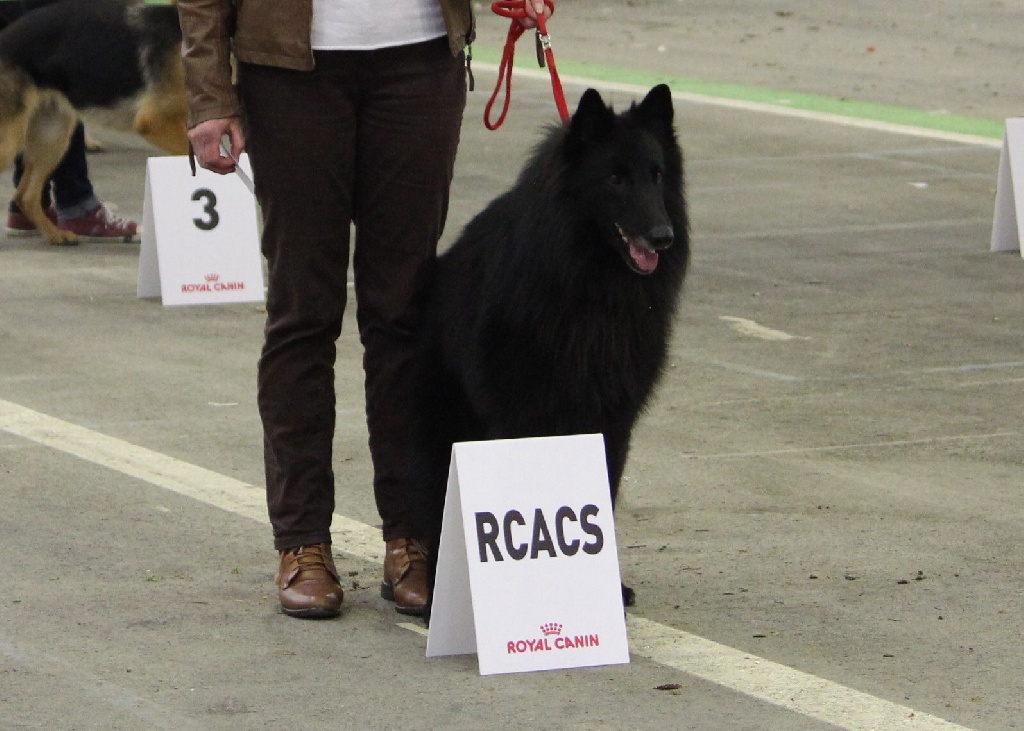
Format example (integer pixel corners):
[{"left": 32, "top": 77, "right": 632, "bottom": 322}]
[{"left": 414, "top": 84, "right": 689, "bottom": 608}]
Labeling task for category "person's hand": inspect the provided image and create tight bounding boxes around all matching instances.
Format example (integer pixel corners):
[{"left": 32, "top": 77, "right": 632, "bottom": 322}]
[
  {"left": 188, "top": 116, "right": 245, "bottom": 175},
  {"left": 519, "top": 0, "right": 552, "bottom": 30}
]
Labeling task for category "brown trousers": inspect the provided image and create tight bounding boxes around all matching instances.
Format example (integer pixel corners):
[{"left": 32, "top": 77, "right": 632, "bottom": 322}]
[{"left": 237, "top": 39, "right": 467, "bottom": 551}]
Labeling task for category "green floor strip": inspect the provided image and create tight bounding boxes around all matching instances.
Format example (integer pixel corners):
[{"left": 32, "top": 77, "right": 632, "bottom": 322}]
[
  {"left": 470, "top": 45, "right": 1004, "bottom": 141},
  {"left": 146, "top": 7, "right": 1003, "bottom": 142}
]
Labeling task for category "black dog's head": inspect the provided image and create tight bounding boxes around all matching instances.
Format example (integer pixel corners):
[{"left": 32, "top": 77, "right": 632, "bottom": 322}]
[{"left": 562, "top": 84, "right": 683, "bottom": 276}]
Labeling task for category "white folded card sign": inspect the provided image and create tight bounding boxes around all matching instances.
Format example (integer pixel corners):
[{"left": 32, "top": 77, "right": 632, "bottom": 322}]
[
  {"left": 991, "top": 118, "right": 1024, "bottom": 256},
  {"left": 426, "top": 434, "right": 630, "bottom": 675},
  {"left": 137, "top": 155, "right": 264, "bottom": 305}
]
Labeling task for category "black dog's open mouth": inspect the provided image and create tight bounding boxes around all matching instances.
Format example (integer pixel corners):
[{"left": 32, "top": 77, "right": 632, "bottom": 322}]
[{"left": 615, "top": 224, "right": 661, "bottom": 275}]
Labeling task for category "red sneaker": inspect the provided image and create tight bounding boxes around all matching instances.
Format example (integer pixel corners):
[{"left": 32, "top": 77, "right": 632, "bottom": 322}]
[
  {"left": 58, "top": 205, "right": 139, "bottom": 242},
  {"left": 6, "top": 204, "right": 58, "bottom": 237}
]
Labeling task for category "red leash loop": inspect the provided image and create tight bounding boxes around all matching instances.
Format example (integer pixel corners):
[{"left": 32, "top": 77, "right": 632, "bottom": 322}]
[{"left": 484, "top": 0, "right": 569, "bottom": 130}]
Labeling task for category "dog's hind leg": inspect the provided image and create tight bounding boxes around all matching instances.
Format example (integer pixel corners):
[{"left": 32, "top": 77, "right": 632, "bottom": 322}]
[{"left": 15, "top": 91, "right": 78, "bottom": 246}]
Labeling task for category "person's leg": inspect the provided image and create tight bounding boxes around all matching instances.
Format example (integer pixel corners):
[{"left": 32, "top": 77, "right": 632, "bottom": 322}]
[
  {"left": 50, "top": 123, "right": 99, "bottom": 217},
  {"left": 237, "top": 55, "right": 360, "bottom": 617},
  {"left": 241, "top": 56, "right": 358, "bottom": 552},
  {"left": 351, "top": 38, "right": 467, "bottom": 613},
  {"left": 51, "top": 123, "right": 139, "bottom": 242}
]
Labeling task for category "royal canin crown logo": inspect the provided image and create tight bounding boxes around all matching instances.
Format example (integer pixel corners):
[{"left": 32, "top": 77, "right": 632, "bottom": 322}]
[
  {"left": 506, "top": 622, "right": 599, "bottom": 654},
  {"left": 204, "top": 273, "right": 220, "bottom": 282}
]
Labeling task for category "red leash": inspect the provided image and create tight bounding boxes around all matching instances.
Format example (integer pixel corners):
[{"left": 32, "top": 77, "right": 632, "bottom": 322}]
[{"left": 484, "top": 0, "right": 570, "bottom": 130}]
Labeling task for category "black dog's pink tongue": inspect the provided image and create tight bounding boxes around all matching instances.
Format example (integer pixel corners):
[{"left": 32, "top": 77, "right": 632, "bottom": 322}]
[{"left": 629, "top": 242, "right": 659, "bottom": 273}]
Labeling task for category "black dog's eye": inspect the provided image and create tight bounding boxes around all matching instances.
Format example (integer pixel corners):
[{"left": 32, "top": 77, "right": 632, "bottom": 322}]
[
  {"left": 653, "top": 169, "right": 663, "bottom": 184},
  {"left": 607, "top": 173, "right": 624, "bottom": 186}
]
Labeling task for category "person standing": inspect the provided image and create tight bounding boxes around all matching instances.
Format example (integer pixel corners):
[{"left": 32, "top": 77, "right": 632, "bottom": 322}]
[{"left": 176, "top": 0, "right": 550, "bottom": 618}]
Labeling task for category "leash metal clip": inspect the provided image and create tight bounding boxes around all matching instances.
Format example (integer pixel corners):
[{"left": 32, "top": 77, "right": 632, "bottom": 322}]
[{"left": 535, "top": 30, "right": 550, "bottom": 67}]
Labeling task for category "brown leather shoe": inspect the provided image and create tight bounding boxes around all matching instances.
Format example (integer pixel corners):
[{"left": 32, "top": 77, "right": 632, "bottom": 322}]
[
  {"left": 380, "top": 538, "right": 430, "bottom": 616},
  {"left": 276, "top": 543, "right": 343, "bottom": 619}
]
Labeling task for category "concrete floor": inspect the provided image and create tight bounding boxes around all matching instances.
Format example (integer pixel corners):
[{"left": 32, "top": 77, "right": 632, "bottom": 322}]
[{"left": 2, "top": 2, "right": 1022, "bottom": 729}]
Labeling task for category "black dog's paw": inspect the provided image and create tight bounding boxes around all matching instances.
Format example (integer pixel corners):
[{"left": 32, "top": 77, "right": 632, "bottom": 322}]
[{"left": 621, "top": 582, "right": 635, "bottom": 607}]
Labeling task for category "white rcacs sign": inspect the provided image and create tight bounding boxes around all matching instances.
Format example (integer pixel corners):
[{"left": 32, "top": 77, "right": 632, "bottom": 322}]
[
  {"left": 426, "top": 434, "right": 630, "bottom": 676},
  {"left": 991, "top": 118, "right": 1024, "bottom": 256},
  {"left": 137, "top": 155, "right": 264, "bottom": 305}
]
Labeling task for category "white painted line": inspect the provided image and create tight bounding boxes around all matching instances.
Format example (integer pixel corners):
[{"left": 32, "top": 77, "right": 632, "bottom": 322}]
[
  {"left": 696, "top": 217, "right": 994, "bottom": 242},
  {"left": 924, "top": 361, "right": 1024, "bottom": 373},
  {"left": 0, "top": 397, "right": 974, "bottom": 731},
  {"left": 477, "top": 64, "right": 1002, "bottom": 150},
  {"left": 686, "top": 432, "right": 1017, "bottom": 461},
  {"left": 694, "top": 357, "right": 1024, "bottom": 385},
  {"left": 702, "top": 358, "right": 803, "bottom": 382},
  {"left": 720, "top": 315, "right": 809, "bottom": 341},
  {"left": 0, "top": 397, "right": 384, "bottom": 563},
  {"left": 627, "top": 616, "right": 970, "bottom": 730}
]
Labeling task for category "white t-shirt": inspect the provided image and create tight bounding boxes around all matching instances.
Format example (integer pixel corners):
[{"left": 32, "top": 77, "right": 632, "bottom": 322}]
[{"left": 311, "top": 1, "right": 447, "bottom": 50}]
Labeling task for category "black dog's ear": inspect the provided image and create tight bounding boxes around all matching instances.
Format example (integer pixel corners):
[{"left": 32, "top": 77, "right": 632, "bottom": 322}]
[
  {"left": 567, "top": 88, "right": 616, "bottom": 151},
  {"left": 633, "top": 84, "right": 674, "bottom": 132}
]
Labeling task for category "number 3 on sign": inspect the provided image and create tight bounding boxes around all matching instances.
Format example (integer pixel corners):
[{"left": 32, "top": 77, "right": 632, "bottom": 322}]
[
  {"left": 137, "top": 154, "right": 264, "bottom": 306},
  {"left": 192, "top": 188, "right": 219, "bottom": 231}
]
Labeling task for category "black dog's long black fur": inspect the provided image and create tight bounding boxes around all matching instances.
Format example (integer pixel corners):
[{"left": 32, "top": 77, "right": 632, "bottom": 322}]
[{"left": 414, "top": 85, "right": 689, "bottom": 610}]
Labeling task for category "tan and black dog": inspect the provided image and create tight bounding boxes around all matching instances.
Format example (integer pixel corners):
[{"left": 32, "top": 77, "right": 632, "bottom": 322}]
[{"left": 0, "top": 0, "right": 188, "bottom": 245}]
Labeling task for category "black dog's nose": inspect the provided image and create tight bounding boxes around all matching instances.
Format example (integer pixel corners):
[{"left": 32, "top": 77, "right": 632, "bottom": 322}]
[{"left": 647, "top": 225, "right": 674, "bottom": 249}]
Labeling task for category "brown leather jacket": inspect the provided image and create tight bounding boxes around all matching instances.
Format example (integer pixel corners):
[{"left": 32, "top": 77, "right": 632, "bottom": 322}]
[{"left": 177, "top": 0, "right": 475, "bottom": 128}]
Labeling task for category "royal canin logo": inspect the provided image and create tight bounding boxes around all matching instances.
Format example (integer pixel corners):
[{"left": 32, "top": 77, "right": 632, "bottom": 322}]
[
  {"left": 506, "top": 622, "right": 600, "bottom": 654},
  {"left": 180, "top": 272, "right": 246, "bottom": 293}
]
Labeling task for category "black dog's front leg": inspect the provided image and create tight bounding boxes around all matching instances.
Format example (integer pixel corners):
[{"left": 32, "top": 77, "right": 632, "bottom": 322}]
[{"left": 604, "top": 427, "right": 637, "bottom": 607}]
